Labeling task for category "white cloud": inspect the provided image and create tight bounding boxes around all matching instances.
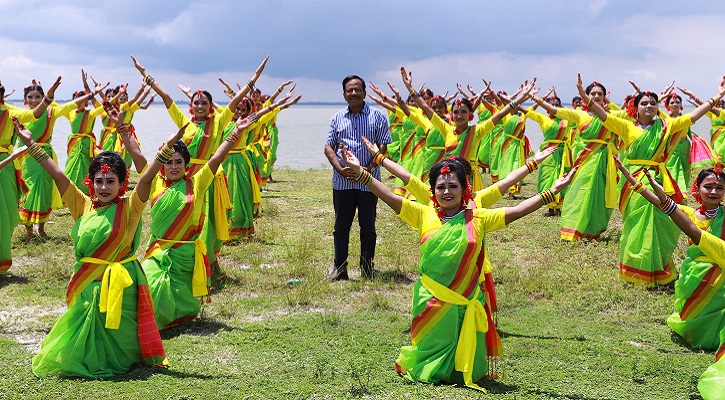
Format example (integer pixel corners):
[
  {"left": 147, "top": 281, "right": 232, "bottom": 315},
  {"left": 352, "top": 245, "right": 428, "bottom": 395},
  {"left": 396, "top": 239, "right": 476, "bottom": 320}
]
[{"left": 3, "top": 0, "right": 725, "bottom": 102}]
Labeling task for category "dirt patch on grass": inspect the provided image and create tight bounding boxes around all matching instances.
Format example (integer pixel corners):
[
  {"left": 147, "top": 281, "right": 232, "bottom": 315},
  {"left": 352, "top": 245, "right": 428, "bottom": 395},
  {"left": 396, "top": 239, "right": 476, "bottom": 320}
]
[{"left": 0, "top": 305, "right": 65, "bottom": 352}]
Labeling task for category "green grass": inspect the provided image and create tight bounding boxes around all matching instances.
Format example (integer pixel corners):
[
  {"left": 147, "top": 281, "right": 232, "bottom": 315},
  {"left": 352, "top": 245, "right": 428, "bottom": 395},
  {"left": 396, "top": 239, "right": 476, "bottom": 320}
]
[{"left": 0, "top": 169, "right": 711, "bottom": 399}]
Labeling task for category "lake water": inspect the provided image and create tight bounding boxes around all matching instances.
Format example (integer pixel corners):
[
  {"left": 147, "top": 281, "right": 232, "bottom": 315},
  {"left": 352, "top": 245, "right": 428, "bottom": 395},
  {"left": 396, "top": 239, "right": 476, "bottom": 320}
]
[{"left": 36, "top": 103, "right": 718, "bottom": 170}]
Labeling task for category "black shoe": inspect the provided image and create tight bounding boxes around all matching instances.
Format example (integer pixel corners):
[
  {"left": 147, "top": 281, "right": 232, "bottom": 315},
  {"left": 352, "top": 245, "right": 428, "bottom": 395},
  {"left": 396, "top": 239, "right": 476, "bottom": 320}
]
[{"left": 326, "top": 261, "right": 349, "bottom": 281}]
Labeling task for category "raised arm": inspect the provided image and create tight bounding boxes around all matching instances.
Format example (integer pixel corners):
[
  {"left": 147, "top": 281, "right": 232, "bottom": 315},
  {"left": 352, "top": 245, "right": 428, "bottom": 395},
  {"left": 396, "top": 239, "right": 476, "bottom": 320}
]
[
  {"left": 13, "top": 117, "right": 71, "bottom": 194},
  {"left": 387, "top": 82, "right": 412, "bottom": 117},
  {"left": 688, "top": 77, "right": 725, "bottom": 122},
  {"left": 135, "top": 124, "right": 187, "bottom": 202},
  {"left": 368, "top": 82, "right": 399, "bottom": 111},
  {"left": 277, "top": 95, "right": 301, "bottom": 111},
  {"left": 368, "top": 94, "right": 396, "bottom": 113},
  {"left": 139, "top": 94, "right": 156, "bottom": 110},
  {"left": 400, "top": 66, "right": 435, "bottom": 119},
  {"left": 81, "top": 69, "right": 103, "bottom": 108},
  {"left": 489, "top": 78, "right": 537, "bottom": 125},
  {"left": 103, "top": 101, "right": 148, "bottom": 173},
  {"left": 228, "top": 56, "right": 269, "bottom": 112},
  {"left": 131, "top": 55, "right": 174, "bottom": 108},
  {"left": 73, "top": 79, "right": 109, "bottom": 107},
  {"left": 341, "top": 144, "right": 403, "bottom": 214},
  {"left": 127, "top": 83, "right": 147, "bottom": 106},
  {"left": 268, "top": 81, "right": 293, "bottom": 103},
  {"left": 177, "top": 84, "right": 193, "bottom": 101},
  {"left": 30, "top": 76, "right": 62, "bottom": 118},
  {"left": 576, "top": 73, "right": 609, "bottom": 121}
]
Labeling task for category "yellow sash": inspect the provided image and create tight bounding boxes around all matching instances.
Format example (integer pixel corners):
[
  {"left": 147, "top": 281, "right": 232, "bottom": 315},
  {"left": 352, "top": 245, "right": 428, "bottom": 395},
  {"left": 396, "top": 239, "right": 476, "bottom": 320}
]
[
  {"left": 78, "top": 255, "right": 136, "bottom": 330},
  {"left": 72, "top": 133, "right": 97, "bottom": 157},
  {"left": 582, "top": 138, "right": 618, "bottom": 208},
  {"left": 695, "top": 256, "right": 715, "bottom": 263},
  {"left": 628, "top": 159, "right": 676, "bottom": 196},
  {"left": 228, "top": 149, "right": 262, "bottom": 203},
  {"left": 213, "top": 169, "right": 232, "bottom": 241},
  {"left": 155, "top": 237, "right": 209, "bottom": 297},
  {"left": 544, "top": 139, "right": 572, "bottom": 168},
  {"left": 421, "top": 274, "right": 488, "bottom": 391}
]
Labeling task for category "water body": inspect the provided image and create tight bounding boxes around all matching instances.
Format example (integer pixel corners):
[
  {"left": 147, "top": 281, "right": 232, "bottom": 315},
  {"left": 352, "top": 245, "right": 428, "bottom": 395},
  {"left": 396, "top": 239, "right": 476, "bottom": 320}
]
[{"left": 28, "top": 103, "right": 717, "bottom": 170}]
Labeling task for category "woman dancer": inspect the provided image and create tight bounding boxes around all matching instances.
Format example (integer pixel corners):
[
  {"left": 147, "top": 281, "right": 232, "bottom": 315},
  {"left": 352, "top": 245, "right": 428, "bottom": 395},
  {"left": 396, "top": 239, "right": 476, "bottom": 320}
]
[
  {"left": 64, "top": 70, "right": 108, "bottom": 195},
  {"left": 623, "top": 167, "right": 725, "bottom": 400},
  {"left": 111, "top": 103, "right": 258, "bottom": 329},
  {"left": 131, "top": 55, "right": 269, "bottom": 269},
  {"left": 14, "top": 116, "right": 169, "bottom": 378},
  {"left": 340, "top": 143, "right": 574, "bottom": 389},
  {"left": 0, "top": 79, "right": 56, "bottom": 273},
  {"left": 223, "top": 94, "right": 300, "bottom": 238},
  {"left": 531, "top": 76, "right": 620, "bottom": 241},
  {"left": 582, "top": 77, "right": 725, "bottom": 286},
  {"left": 525, "top": 95, "right": 574, "bottom": 214},
  {"left": 619, "top": 160, "right": 725, "bottom": 349},
  {"left": 662, "top": 92, "right": 716, "bottom": 202},
  {"left": 19, "top": 79, "right": 106, "bottom": 241}
]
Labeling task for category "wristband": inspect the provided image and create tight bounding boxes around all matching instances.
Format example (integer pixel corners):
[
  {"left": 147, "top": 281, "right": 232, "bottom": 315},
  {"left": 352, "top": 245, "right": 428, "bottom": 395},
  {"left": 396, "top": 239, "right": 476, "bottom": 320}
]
[
  {"left": 373, "top": 152, "right": 386, "bottom": 166},
  {"left": 27, "top": 142, "right": 49, "bottom": 163},
  {"left": 526, "top": 159, "right": 538, "bottom": 173},
  {"left": 154, "top": 144, "right": 176, "bottom": 165},
  {"left": 538, "top": 189, "right": 555, "bottom": 205},
  {"left": 660, "top": 197, "right": 677, "bottom": 215},
  {"left": 355, "top": 169, "right": 373, "bottom": 186}
]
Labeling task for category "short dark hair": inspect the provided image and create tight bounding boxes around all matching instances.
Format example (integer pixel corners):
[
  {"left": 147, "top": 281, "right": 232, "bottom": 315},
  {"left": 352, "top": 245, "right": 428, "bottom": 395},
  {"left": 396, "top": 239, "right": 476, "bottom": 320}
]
[{"left": 342, "top": 75, "right": 365, "bottom": 91}]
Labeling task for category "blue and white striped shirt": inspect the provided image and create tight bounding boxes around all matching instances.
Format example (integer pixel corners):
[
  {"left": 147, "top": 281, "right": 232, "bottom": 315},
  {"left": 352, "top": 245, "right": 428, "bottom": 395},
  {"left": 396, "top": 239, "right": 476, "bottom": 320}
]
[{"left": 325, "top": 102, "right": 391, "bottom": 191}]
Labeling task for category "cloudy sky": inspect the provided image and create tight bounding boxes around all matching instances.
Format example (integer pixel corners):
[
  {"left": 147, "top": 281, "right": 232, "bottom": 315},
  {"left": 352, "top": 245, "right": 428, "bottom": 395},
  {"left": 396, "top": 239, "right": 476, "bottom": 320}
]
[{"left": 2, "top": 0, "right": 725, "bottom": 103}]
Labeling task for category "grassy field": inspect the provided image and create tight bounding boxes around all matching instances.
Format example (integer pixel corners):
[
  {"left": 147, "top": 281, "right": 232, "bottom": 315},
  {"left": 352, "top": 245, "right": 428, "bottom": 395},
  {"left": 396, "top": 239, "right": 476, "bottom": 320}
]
[{"left": 0, "top": 168, "right": 712, "bottom": 399}]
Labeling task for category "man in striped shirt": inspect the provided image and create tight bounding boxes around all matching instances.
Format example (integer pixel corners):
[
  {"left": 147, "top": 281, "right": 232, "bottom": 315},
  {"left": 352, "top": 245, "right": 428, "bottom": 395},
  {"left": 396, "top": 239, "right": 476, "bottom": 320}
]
[{"left": 324, "top": 75, "right": 391, "bottom": 280}]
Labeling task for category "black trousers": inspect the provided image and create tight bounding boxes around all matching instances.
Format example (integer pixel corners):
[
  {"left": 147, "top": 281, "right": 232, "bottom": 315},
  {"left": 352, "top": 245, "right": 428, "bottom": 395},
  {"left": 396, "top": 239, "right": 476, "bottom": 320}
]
[{"left": 332, "top": 189, "right": 378, "bottom": 269}]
